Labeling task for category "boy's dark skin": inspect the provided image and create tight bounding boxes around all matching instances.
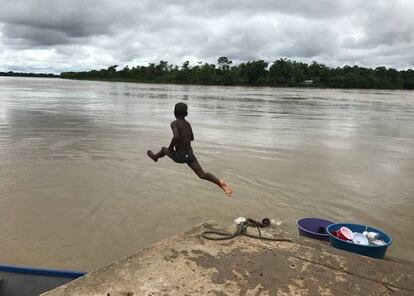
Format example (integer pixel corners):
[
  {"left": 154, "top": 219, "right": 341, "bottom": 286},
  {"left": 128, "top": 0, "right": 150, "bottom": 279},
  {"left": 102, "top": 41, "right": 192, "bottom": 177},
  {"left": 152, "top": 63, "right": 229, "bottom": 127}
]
[{"left": 147, "top": 103, "right": 233, "bottom": 197}]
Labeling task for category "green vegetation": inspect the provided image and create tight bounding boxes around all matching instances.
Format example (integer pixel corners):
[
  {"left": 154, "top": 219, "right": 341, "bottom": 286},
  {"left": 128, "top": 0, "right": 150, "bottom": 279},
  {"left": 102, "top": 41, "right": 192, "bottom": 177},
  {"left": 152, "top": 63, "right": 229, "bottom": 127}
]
[
  {"left": 0, "top": 71, "right": 59, "bottom": 78},
  {"left": 61, "top": 58, "right": 414, "bottom": 89}
]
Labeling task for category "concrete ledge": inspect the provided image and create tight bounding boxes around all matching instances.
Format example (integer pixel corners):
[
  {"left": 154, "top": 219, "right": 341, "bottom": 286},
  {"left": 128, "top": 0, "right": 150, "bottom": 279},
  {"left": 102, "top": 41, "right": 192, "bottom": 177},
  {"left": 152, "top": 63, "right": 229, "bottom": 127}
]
[{"left": 42, "top": 222, "right": 414, "bottom": 296}]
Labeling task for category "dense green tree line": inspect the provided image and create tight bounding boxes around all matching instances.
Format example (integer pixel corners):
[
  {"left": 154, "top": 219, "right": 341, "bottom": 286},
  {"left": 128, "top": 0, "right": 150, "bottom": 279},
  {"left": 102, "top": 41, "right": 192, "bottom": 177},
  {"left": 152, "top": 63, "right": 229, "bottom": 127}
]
[
  {"left": 0, "top": 71, "right": 59, "bottom": 78},
  {"left": 61, "top": 58, "right": 414, "bottom": 89}
]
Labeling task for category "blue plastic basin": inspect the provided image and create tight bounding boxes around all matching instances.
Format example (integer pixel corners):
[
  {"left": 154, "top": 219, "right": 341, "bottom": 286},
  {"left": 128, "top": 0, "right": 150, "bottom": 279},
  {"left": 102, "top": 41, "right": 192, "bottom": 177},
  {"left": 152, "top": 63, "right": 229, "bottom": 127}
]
[
  {"left": 327, "top": 223, "right": 392, "bottom": 259},
  {"left": 296, "top": 217, "right": 335, "bottom": 241}
]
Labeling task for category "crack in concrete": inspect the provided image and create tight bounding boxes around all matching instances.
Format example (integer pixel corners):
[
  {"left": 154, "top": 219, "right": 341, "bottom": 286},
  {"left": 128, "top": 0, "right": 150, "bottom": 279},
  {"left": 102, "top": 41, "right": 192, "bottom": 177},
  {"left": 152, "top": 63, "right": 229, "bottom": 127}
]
[{"left": 290, "top": 255, "right": 414, "bottom": 293}]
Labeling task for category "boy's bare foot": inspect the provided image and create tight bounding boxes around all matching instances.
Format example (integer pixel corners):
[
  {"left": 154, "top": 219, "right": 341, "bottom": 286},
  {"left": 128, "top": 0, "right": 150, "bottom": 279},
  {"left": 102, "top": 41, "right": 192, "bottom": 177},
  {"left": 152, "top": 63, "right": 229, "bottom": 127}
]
[
  {"left": 147, "top": 150, "right": 158, "bottom": 162},
  {"left": 219, "top": 180, "right": 233, "bottom": 197}
]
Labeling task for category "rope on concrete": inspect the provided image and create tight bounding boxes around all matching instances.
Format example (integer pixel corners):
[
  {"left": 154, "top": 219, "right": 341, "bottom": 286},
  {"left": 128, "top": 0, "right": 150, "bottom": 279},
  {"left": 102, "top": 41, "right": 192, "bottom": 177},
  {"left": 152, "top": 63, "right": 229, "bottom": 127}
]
[{"left": 201, "top": 219, "right": 294, "bottom": 242}]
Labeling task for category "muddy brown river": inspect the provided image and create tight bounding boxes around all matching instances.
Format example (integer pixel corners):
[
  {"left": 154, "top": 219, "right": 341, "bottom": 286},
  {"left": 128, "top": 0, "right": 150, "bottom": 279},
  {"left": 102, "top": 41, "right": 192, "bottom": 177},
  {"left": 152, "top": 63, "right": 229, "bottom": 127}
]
[{"left": 0, "top": 77, "right": 413, "bottom": 270}]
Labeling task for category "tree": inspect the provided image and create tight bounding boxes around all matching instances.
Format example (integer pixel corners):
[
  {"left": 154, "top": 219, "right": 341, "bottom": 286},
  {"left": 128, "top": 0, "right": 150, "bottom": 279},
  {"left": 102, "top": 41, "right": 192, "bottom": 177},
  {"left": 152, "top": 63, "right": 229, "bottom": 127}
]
[
  {"left": 107, "top": 65, "right": 118, "bottom": 73},
  {"left": 217, "top": 57, "right": 233, "bottom": 71},
  {"left": 239, "top": 60, "right": 268, "bottom": 85},
  {"left": 60, "top": 58, "right": 414, "bottom": 89},
  {"left": 269, "top": 59, "right": 293, "bottom": 85}
]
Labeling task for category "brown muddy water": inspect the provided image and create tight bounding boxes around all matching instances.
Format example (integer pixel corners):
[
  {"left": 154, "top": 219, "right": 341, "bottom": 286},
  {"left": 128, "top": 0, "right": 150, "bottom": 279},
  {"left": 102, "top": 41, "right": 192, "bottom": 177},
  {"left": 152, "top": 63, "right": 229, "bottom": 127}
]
[{"left": 0, "top": 77, "right": 413, "bottom": 270}]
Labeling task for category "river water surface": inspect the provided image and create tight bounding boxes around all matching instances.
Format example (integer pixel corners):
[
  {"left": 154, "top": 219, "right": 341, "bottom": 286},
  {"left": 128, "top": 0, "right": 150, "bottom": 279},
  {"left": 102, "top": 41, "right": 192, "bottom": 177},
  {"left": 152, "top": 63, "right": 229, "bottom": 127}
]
[{"left": 0, "top": 77, "right": 413, "bottom": 270}]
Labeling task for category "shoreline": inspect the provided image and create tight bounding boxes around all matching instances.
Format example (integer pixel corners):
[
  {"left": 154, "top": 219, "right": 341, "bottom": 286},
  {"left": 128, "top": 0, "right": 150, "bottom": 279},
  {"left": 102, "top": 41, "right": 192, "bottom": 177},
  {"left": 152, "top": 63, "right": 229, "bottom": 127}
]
[
  {"left": 58, "top": 77, "right": 414, "bottom": 91},
  {"left": 2, "top": 75, "right": 414, "bottom": 91}
]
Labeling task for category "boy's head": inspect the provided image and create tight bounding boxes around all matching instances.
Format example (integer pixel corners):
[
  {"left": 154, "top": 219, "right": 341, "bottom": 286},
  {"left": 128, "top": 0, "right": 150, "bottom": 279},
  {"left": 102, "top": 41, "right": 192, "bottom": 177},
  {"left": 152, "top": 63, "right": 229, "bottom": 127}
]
[{"left": 174, "top": 102, "right": 188, "bottom": 118}]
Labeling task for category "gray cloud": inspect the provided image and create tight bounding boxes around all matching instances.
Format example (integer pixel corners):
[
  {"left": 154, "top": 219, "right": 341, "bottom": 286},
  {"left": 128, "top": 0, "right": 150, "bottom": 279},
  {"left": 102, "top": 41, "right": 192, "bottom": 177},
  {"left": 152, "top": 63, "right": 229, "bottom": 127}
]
[{"left": 0, "top": 0, "right": 413, "bottom": 73}]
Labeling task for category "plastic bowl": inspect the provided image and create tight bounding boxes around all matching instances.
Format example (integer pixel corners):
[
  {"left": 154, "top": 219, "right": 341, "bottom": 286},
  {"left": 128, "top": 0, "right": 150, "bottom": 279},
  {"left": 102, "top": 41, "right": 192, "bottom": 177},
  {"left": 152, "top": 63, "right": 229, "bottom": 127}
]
[
  {"left": 327, "top": 223, "right": 392, "bottom": 259},
  {"left": 296, "top": 217, "right": 335, "bottom": 241},
  {"left": 338, "top": 227, "right": 354, "bottom": 240}
]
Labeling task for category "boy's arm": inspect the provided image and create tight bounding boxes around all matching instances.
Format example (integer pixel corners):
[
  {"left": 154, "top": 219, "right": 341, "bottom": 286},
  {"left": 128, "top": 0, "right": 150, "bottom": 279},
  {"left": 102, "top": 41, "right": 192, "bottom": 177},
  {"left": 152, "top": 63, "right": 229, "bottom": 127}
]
[
  {"left": 168, "top": 122, "right": 180, "bottom": 152},
  {"left": 168, "top": 137, "right": 176, "bottom": 152}
]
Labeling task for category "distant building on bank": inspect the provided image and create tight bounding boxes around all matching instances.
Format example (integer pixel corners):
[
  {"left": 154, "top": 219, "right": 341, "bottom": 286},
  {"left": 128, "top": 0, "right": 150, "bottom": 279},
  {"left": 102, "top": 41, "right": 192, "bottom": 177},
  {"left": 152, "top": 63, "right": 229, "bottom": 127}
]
[{"left": 302, "top": 80, "right": 314, "bottom": 85}]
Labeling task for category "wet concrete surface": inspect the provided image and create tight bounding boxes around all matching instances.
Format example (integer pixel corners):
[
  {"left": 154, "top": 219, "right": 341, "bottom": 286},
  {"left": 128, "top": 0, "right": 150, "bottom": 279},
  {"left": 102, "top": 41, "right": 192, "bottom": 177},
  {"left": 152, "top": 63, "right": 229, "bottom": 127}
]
[{"left": 42, "top": 222, "right": 414, "bottom": 296}]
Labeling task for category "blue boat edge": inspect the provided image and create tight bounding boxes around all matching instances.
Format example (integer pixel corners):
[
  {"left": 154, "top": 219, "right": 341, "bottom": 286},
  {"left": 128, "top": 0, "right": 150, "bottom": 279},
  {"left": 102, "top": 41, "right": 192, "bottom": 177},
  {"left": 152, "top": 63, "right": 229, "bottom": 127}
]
[
  {"left": 0, "top": 263, "right": 86, "bottom": 278},
  {"left": 0, "top": 264, "right": 86, "bottom": 296}
]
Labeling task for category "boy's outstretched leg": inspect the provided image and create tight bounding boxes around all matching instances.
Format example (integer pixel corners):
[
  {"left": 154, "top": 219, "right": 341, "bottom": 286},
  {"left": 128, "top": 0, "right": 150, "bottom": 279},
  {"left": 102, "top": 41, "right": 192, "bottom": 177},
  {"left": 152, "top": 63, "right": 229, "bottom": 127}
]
[
  {"left": 147, "top": 147, "right": 170, "bottom": 162},
  {"left": 187, "top": 161, "right": 233, "bottom": 197}
]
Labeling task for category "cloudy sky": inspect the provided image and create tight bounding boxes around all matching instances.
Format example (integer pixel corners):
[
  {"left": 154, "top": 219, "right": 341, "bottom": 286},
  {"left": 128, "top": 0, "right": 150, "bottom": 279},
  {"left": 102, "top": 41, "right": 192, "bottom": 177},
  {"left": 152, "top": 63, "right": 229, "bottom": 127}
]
[{"left": 0, "top": 0, "right": 413, "bottom": 73}]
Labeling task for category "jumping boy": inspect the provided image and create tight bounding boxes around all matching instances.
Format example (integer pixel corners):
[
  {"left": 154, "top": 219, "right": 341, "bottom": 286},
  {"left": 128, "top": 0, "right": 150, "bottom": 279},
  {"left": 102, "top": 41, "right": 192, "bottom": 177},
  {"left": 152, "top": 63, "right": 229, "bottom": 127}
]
[{"left": 147, "top": 102, "right": 233, "bottom": 197}]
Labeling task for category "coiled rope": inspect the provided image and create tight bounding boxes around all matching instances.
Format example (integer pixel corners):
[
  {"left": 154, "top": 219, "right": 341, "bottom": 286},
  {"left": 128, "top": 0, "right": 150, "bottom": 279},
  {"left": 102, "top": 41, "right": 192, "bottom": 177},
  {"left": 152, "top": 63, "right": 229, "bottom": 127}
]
[{"left": 201, "top": 218, "right": 293, "bottom": 242}]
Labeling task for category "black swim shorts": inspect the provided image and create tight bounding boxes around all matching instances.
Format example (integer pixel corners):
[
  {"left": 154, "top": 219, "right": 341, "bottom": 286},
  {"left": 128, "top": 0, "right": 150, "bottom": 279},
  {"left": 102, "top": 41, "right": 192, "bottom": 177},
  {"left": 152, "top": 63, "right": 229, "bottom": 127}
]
[{"left": 171, "top": 150, "right": 197, "bottom": 164}]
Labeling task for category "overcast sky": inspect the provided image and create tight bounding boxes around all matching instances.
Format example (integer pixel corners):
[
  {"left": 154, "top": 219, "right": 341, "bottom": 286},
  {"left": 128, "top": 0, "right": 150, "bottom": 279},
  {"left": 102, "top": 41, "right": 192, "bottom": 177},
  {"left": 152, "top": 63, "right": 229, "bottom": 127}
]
[{"left": 0, "top": 0, "right": 413, "bottom": 73}]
